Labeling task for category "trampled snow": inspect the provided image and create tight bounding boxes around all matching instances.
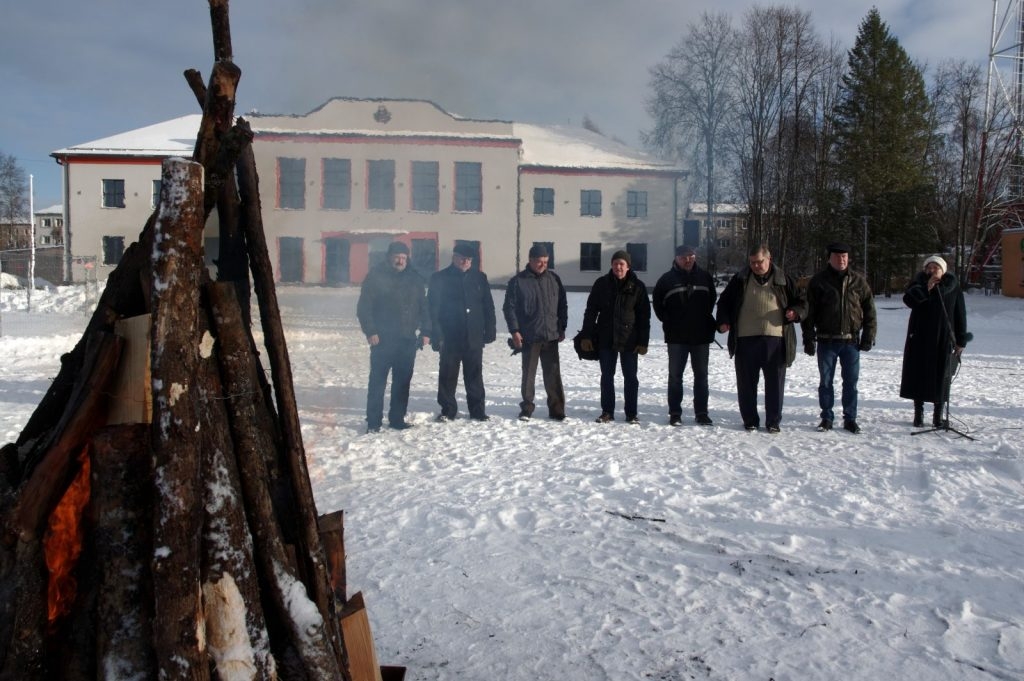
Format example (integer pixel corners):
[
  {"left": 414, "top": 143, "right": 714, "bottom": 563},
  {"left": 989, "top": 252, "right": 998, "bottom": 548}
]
[{"left": 2, "top": 283, "right": 1022, "bottom": 680}]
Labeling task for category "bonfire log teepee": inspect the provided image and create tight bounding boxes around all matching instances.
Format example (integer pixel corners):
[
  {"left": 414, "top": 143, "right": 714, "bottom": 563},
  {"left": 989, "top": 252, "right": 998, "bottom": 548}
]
[{"left": 0, "top": 2, "right": 386, "bottom": 679}]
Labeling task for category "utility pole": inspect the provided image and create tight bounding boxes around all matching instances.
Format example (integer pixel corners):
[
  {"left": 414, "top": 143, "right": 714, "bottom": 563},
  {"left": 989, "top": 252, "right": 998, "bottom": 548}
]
[{"left": 861, "top": 214, "right": 869, "bottom": 283}]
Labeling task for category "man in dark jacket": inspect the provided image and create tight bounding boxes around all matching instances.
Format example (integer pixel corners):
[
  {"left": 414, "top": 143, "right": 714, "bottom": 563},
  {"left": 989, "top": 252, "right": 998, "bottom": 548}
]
[
  {"left": 502, "top": 244, "right": 568, "bottom": 420},
  {"left": 716, "top": 244, "right": 806, "bottom": 433},
  {"left": 357, "top": 241, "right": 430, "bottom": 432},
  {"left": 428, "top": 243, "right": 497, "bottom": 422},
  {"left": 581, "top": 249, "right": 651, "bottom": 424},
  {"left": 801, "top": 242, "right": 877, "bottom": 434},
  {"left": 652, "top": 245, "right": 717, "bottom": 426}
]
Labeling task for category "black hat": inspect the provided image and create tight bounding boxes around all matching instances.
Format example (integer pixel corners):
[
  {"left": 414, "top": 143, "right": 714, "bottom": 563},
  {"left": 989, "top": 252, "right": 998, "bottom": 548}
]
[
  {"left": 826, "top": 242, "right": 850, "bottom": 254},
  {"left": 611, "top": 249, "right": 632, "bottom": 267},
  {"left": 453, "top": 243, "right": 476, "bottom": 258},
  {"left": 528, "top": 244, "right": 548, "bottom": 259},
  {"left": 387, "top": 241, "right": 410, "bottom": 256},
  {"left": 675, "top": 245, "right": 696, "bottom": 257}
]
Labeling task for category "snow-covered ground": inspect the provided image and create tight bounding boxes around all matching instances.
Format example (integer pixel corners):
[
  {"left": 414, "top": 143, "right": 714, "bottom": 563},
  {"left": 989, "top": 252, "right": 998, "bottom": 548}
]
[{"left": 2, "top": 282, "right": 1023, "bottom": 680}]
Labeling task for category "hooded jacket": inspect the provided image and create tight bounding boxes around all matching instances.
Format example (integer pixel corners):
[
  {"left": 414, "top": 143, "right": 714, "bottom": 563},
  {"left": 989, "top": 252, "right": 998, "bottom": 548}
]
[{"left": 581, "top": 269, "right": 651, "bottom": 352}]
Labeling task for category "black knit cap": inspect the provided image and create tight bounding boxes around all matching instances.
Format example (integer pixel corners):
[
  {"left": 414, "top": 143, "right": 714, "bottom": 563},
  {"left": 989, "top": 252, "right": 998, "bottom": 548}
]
[{"left": 826, "top": 242, "right": 850, "bottom": 254}]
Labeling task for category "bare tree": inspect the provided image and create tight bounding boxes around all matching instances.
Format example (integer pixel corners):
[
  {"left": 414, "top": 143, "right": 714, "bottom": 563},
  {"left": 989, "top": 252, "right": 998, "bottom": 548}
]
[
  {"left": 0, "top": 152, "right": 28, "bottom": 249},
  {"left": 645, "top": 11, "right": 738, "bottom": 275}
]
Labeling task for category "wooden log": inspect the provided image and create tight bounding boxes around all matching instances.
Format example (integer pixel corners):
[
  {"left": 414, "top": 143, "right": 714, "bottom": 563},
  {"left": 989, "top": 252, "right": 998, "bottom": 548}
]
[
  {"left": 207, "top": 281, "right": 343, "bottom": 679},
  {"left": 8, "top": 331, "right": 123, "bottom": 544},
  {"left": 91, "top": 424, "right": 157, "bottom": 680},
  {"left": 195, "top": 307, "right": 275, "bottom": 680},
  {"left": 148, "top": 158, "right": 209, "bottom": 681},
  {"left": 338, "top": 593, "right": 383, "bottom": 681},
  {"left": 318, "top": 510, "right": 347, "bottom": 606},
  {"left": 208, "top": 0, "right": 233, "bottom": 62},
  {"left": 0, "top": 538, "right": 47, "bottom": 680},
  {"left": 236, "top": 130, "right": 346, "bottom": 670}
]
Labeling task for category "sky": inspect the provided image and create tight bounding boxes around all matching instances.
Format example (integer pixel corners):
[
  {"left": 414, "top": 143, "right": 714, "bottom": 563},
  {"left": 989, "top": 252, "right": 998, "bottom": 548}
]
[
  {"left": 2, "top": 283, "right": 1023, "bottom": 679},
  {"left": 1, "top": 0, "right": 994, "bottom": 209}
]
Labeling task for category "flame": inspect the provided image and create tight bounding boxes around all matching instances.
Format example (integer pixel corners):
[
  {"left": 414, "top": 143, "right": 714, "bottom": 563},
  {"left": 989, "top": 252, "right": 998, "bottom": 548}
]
[{"left": 44, "top": 447, "right": 91, "bottom": 626}]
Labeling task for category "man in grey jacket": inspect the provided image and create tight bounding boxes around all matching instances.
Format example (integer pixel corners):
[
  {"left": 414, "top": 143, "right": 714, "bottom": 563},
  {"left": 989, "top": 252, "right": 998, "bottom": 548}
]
[{"left": 502, "top": 244, "right": 568, "bottom": 420}]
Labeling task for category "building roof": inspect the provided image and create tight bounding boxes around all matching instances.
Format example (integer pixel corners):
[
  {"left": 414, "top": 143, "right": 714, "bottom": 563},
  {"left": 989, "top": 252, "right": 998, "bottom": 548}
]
[
  {"left": 50, "top": 100, "right": 685, "bottom": 175},
  {"left": 35, "top": 204, "right": 63, "bottom": 215}
]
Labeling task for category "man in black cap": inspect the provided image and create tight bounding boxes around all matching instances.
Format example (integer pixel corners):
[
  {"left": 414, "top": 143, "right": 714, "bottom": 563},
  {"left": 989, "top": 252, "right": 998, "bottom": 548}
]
[
  {"left": 801, "top": 241, "right": 876, "bottom": 433},
  {"left": 357, "top": 241, "right": 430, "bottom": 432},
  {"left": 652, "top": 245, "right": 717, "bottom": 426},
  {"left": 502, "top": 243, "right": 568, "bottom": 420},
  {"left": 428, "top": 243, "right": 497, "bottom": 422}
]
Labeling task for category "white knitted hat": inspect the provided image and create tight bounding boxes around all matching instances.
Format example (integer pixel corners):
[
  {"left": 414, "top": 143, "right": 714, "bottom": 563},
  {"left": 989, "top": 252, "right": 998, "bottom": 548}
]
[{"left": 923, "top": 255, "right": 947, "bottom": 275}]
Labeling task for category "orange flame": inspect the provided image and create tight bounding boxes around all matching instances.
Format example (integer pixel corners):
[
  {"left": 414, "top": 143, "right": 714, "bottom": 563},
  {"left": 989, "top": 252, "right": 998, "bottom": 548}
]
[{"left": 44, "top": 447, "right": 91, "bottom": 626}]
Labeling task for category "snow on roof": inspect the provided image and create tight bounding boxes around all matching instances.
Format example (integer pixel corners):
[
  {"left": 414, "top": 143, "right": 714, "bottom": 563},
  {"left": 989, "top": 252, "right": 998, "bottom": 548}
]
[
  {"left": 34, "top": 204, "right": 64, "bottom": 215},
  {"left": 513, "top": 123, "right": 682, "bottom": 173},
  {"left": 52, "top": 115, "right": 203, "bottom": 157}
]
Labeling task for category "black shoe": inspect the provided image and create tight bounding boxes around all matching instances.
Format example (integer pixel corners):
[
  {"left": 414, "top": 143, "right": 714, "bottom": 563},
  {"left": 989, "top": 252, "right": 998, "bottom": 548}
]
[
  {"left": 518, "top": 411, "right": 531, "bottom": 421},
  {"left": 913, "top": 413, "right": 924, "bottom": 427},
  {"left": 389, "top": 421, "right": 413, "bottom": 430},
  {"left": 550, "top": 414, "right": 566, "bottom": 421},
  {"left": 595, "top": 412, "right": 613, "bottom": 423},
  {"left": 625, "top": 416, "right": 640, "bottom": 425},
  {"left": 843, "top": 420, "right": 861, "bottom": 434},
  {"left": 933, "top": 417, "right": 948, "bottom": 428},
  {"left": 695, "top": 414, "right": 713, "bottom": 426},
  {"left": 366, "top": 425, "right": 381, "bottom": 434},
  {"left": 470, "top": 414, "right": 490, "bottom": 422},
  {"left": 817, "top": 419, "right": 833, "bottom": 432},
  {"left": 669, "top": 415, "right": 682, "bottom": 427},
  {"left": 744, "top": 424, "right": 759, "bottom": 432},
  {"left": 766, "top": 424, "right": 781, "bottom": 434},
  {"left": 435, "top": 414, "right": 453, "bottom": 423}
]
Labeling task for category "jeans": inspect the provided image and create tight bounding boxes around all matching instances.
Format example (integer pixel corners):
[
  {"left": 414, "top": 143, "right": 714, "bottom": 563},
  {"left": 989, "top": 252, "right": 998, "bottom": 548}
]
[
  {"left": 816, "top": 340, "right": 860, "bottom": 422},
  {"left": 366, "top": 338, "right": 418, "bottom": 428},
  {"left": 598, "top": 347, "right": 639, "bottom": 418},
  {"left": 666, "top": 343, "right": 710, "bottom": 417},
  {"left": 520, "top": 340, "right": 565, "bottom": 417}
]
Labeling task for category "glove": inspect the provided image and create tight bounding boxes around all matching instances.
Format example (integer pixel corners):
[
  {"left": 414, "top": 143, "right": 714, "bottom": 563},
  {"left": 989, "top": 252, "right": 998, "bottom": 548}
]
[
  {"left": 858, "top": 338, "right": 872, "bottom": 352},
  {"left": 803, "top": 341, "right": 815, "bottom": 357},
  {"left": 580, "top": 338, "right": 595, "bottom": 353},
  {"left": 636, "top": 345, "right": 647, "bottom": 355}
]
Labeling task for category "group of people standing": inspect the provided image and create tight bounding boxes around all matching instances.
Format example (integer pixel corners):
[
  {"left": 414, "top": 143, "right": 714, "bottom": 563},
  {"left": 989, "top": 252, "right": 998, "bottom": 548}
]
[{"left": 356, "top": 239, "right": 969, "bottom": 434}]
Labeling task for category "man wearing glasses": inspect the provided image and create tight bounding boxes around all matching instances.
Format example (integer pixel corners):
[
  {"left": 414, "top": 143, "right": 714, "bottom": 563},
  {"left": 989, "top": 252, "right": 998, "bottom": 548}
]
[
  {"left": 652, "top": 245, "right": 717, "bottom": 426},
  {"left": 716, "top": 244, "right": 806, "bottom": 433},
  {"left": 428, "top": 243, "right": 497, "bottom": 422}
]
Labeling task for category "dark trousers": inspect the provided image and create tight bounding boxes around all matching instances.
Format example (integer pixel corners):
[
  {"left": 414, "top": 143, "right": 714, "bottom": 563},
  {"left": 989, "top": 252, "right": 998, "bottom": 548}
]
[
  {"left": 520, "top": 340, "right": 565, "bottom": 417},
  {"left": 667, "top": 343, "right": 710, "bottom": 417},
  {"left": 366, "top": 338, "right": 418, "bottom": 428},
  {"left": 437, "top": 344, "right": 486, "bottom": 418},
  {"left": 816, "top": 340, "right": 860, "bottom": 422},
  {"left": 598, "top": 347, "right": 639, "bottom": 418},
  {"left": 734, "top": 336, "right": 786, "bottom": 428}
]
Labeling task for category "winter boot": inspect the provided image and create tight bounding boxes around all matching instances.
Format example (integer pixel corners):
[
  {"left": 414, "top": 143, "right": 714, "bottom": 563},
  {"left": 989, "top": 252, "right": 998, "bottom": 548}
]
[
  {"left": 913, "top": 401, "right": 924, "bottom": 428},
  {"left": 932, "top": 403, "right": 947, "bottom": 429}
]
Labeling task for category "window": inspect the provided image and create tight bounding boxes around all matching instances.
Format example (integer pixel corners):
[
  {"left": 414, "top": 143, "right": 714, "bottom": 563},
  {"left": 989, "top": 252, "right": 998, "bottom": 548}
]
[
  {"left": 102, "top": 235, "right": 125, "bottom": 264},
  {"left": 627, "top": 190, "right": 647, "bottom": 218},
  {"left": 626, "top": 242, "right": 648, "bottom": 272},
  {"left": 151, "top": 180, "right": 162, "bottom": 208},
  {"left": 454, "top": 161, "right": 482, "bottom": 212},
  {"left": 42, "top": 218, "right": 52, "bottom": 228},
  {"left": 367, "top": 160, "right": 395, "bottom": 210},
  {"left": 532, "top": 241, "right": 555, "bottom": 269},
  {"left": 322, "top": 158, "right": 351, "bottom": 210},
  {"left": 411, "top": 161, "right": 439, "bottom": 212},
  {"left": 580, "top": 189, "right": 602, "bottom": 217},
  {"left": 278, "top": 158, "right": 306, "bottom": 209},
  {"left": 533, "top": 187, "right": 554, "bottom": 215},
  {"left": 41, "top": 235, "right": 52, "bottom": 245},
  {"left": 580, "top": 243, "right": 601, "bottom": 271},
  {"left": 279, "top": 236, "right": 304, "bottom": 282},
  {"left": 102, "top": 179, "right": 125, "bottom": 208}
]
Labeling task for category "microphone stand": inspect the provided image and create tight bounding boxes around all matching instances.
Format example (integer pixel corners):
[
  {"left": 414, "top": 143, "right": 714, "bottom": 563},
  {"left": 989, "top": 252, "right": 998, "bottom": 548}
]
[{"left": 911, "top": 276, "right": 973, "bottom": 440}]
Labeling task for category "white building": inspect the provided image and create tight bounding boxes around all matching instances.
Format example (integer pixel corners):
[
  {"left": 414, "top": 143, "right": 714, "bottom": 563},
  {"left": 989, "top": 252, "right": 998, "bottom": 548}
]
[
  {"left": 52, "top": 98, "right": 686, "bottom": 288},
  {"left": 33, "top": 205, "right": 64, "bottom": 247}
]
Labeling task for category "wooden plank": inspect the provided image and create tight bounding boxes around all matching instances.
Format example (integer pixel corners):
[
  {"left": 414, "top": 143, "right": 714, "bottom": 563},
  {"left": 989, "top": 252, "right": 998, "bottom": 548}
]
[
  {"left": 109, "top": 314, "right": 152, "bottom": 425},
  {"left": 339, "top": 593, "right": 383, "bottom": 681}
]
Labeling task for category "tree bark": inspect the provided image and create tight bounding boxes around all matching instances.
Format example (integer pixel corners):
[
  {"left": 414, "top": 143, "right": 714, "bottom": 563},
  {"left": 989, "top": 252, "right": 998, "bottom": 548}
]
[{"left": 148, "top": 158, "right": 209, "bottom": 681}]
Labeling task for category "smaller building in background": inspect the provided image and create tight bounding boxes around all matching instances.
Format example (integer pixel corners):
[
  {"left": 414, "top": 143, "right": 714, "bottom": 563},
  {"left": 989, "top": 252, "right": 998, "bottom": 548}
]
[
  {"left": 33, "top": 205, "right": 64, "bottom": 247},
  {"left": 685, "top": 202, "right": 749, "bottom": 272}
]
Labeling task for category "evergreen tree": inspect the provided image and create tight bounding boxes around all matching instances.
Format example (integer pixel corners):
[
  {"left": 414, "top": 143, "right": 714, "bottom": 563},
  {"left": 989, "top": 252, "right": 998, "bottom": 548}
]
[{"left": 833, "top": 8, "right": 935, "bottom": 287}]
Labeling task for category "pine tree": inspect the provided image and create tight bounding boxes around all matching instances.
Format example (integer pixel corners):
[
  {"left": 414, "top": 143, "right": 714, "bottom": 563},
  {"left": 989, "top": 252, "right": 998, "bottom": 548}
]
[{"left": 833, "top": 8, "right": 935, "bottom": 286}]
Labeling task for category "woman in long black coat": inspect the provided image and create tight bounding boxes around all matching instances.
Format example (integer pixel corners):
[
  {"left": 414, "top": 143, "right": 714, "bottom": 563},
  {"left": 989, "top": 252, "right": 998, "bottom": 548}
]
[{"left": 899, "top": 255, "right": 970, "bottom": 427}]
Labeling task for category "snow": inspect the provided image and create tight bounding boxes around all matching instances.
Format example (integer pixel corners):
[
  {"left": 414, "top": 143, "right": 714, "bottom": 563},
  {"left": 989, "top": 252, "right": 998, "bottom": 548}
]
[{"left": 2, "top": 283, "right": 1023, "bottom": 680}]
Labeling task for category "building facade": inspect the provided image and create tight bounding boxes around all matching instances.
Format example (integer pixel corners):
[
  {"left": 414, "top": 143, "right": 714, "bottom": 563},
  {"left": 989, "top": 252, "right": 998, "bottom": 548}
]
[{"left": 52, "top": 98, "right": 685, "bottom": 288}]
